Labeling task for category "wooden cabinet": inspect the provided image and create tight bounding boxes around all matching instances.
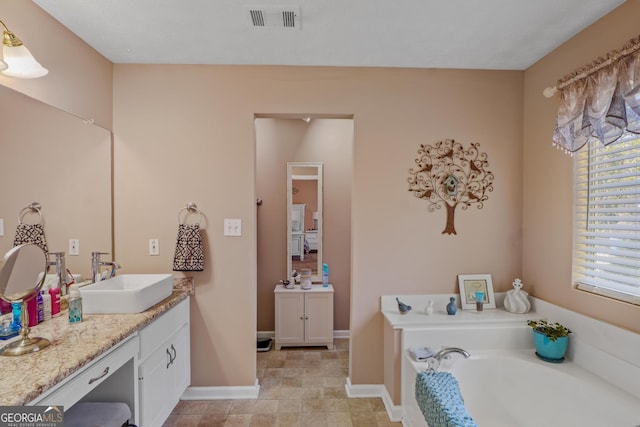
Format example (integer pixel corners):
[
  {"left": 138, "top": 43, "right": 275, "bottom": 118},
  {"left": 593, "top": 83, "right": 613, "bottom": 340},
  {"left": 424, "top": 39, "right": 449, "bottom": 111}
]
[
  {"left": 138, "top": 298, "right": 190, "bottom": 427},
  {"left": 274, "top": 284, "right": 334, "bottom": 350}
]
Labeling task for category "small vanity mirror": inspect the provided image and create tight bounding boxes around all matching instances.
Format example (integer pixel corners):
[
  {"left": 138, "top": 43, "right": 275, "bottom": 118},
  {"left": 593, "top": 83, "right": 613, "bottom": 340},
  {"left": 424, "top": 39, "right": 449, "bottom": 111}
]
[
  {"left": 0, "top": 243, "right": 50, "bottom": 356},
  {"left": 287, "top": 162, "right": 323, "bottom": 282}
]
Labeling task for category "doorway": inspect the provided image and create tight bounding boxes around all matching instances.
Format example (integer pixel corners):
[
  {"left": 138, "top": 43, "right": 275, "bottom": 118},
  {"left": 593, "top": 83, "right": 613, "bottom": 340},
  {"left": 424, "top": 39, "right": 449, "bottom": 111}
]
[{"left": 254, "top": 116, "right": 353, "bottom": 344}]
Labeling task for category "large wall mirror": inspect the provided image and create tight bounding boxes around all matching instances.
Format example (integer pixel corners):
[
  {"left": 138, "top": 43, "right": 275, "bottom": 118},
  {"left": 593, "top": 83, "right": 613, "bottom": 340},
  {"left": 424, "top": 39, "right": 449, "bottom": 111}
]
[
  {"left": 0, "top": 84, "right": 112, "bottom": 283},
  {"left": 287, "top": 162, "right": 323, "bottom": 282}
]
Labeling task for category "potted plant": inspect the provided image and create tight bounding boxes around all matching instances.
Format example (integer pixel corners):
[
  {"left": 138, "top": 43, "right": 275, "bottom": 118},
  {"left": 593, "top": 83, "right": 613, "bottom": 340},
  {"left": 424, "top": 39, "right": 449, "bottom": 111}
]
[{"left": 527, "top": 319, "right": 572, "bottom": 362}]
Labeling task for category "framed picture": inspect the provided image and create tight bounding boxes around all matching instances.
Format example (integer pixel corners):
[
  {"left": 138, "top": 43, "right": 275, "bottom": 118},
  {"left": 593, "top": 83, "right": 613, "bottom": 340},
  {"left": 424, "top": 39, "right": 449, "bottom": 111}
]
[{"left": 457, "top": 274, "right": 496, "bottom": 310}]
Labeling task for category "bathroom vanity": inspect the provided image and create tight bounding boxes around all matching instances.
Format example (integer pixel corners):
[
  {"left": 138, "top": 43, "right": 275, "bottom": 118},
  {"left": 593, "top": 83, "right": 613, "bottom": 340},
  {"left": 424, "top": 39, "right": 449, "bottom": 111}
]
[
  {"left": 0, "top": 290, "right": 190, "bottom": 427},
  {"left": 274, "top": 284, "right": 334, "bottom": 350}
]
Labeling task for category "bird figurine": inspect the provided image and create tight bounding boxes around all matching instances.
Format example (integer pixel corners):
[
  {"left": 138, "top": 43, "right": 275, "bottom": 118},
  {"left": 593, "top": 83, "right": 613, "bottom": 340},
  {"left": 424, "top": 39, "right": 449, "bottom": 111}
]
[{"left": 396, "top": 297, "right": 412, "bottom": 315}]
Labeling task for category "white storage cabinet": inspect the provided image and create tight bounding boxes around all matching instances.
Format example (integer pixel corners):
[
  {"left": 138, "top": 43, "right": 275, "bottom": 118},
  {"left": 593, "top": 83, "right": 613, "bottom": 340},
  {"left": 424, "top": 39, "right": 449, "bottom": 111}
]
[{"left": 274, "top": 284, "right": 334, "bottom": 350}]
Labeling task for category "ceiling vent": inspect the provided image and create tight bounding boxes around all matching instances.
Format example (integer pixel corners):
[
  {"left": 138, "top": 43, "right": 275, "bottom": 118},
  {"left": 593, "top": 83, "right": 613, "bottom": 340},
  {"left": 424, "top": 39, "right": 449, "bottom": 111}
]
[{"left": 247, "top": 7, "right": 300, "bottom": 29}]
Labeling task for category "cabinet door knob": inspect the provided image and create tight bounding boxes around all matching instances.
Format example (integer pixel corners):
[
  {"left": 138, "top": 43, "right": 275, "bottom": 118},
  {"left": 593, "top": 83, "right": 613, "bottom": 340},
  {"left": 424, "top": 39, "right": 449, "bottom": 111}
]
[
  {"left": 171, "top": 344, "right": 177, "bottom": 361},
  {"left": 88, "top": 367, "right": 110, "bottom": 384},
  {"left": 166, "top": 348, "right": 172, "bottom": 369}
]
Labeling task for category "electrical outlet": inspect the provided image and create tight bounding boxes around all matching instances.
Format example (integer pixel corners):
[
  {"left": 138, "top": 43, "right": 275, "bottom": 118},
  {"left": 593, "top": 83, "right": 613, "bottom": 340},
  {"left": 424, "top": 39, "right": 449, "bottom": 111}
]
[
  {"left": 149, "top": 239, "right": 160, "bottom": 256},
  {"left": 224, "top": 219, "right": 242, "bottom": 236},
  {"left": 69, "top": 239, "right": 80, "bottom": 256}
]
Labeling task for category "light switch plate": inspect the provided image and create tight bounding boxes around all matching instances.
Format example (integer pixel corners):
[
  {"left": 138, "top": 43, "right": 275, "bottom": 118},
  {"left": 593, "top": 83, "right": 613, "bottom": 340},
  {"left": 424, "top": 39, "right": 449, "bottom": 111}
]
[
  {"left": 69, "top": 239, "right": 80, "bottom": 256},
  {"left": 149, "top": 239, "right": 160, "bottom": 255},
  {"left": 224, "top": 219, "right": 242, "bottom": 236}
]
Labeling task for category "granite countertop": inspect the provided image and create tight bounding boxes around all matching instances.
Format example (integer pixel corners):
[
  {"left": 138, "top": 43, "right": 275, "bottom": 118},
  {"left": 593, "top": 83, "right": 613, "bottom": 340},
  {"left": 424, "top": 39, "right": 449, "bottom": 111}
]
[{"left": 0, "top": 281, "right": 192, "bottom": 406}]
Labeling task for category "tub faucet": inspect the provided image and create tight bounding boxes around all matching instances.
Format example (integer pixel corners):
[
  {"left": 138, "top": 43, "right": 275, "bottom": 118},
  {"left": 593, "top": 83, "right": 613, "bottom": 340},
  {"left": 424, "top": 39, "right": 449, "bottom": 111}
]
[
  {"left": 91, "top": 252, "right": 121, "bottom": 282},
  {"left": 434, "top": 347, "right": 471, "bottom": 362},
  {"left": 47, "top": 251, "right": 66, "bottom": 294}
]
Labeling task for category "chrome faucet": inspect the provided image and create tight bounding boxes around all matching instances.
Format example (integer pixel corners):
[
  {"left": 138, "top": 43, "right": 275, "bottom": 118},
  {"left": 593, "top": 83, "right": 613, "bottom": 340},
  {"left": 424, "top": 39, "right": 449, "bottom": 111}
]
[
  {"left": 433, "top": 347, "right": 471, "bottom": 362},
  {"left": 91, "top": 252, "right": 121, "bottom": 282},
  {"left": 47, "top": 251, "right": 66, "bottom": 295}
]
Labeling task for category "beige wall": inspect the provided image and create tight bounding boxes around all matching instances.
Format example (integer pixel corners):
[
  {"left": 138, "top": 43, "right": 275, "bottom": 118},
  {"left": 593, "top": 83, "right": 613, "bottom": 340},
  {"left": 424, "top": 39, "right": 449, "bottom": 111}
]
[
  {"left": 113, "top": 65, "right": 523, "bottom": 387},
  {"left": 0, "top": 85, "right": 112, "bottom": 278},
  {"left": 6, "top": 0, "right": 636, "bottom": 395},
  {"left": 522, "top": 1, "right": 640, "bottom": 333},
  {"left": 255, "top": 118, "right": 353, "bottom": 333},
  {"left": 0, "top": 0, "right": 113, "bottom": 129}
]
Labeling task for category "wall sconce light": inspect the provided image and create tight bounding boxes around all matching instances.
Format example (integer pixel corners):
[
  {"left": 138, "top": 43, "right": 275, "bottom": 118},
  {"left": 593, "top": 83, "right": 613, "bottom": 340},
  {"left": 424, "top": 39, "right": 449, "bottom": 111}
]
[{"left": 0, "top": 19, "right": 48, "bottom": 79}]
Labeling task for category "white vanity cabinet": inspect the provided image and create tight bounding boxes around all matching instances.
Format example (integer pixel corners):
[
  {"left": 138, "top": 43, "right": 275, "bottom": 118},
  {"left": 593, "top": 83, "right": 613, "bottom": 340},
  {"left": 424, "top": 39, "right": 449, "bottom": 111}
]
[
  {"left": 138, "top": 298, "right": 190, "bottom": 427},
  {"left": 274, "top": 284, "right": 334, "bottom": 350}
]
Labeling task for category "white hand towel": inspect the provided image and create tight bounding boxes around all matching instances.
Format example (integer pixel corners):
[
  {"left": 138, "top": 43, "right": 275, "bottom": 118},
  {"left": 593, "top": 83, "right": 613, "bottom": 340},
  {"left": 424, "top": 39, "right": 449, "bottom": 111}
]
[{"left": 410, "top": 347, "right": 434, "bottom": 362}]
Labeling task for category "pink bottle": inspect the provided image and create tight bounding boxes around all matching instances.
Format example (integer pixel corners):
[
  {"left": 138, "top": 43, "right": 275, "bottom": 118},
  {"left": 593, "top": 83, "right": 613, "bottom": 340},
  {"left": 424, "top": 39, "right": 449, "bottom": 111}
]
[
  {"left": 49, "top": 286, "right": 61, "bottom": 317},
  {"left": 26, "top": 297, "right": 38, "bottom": 327}
]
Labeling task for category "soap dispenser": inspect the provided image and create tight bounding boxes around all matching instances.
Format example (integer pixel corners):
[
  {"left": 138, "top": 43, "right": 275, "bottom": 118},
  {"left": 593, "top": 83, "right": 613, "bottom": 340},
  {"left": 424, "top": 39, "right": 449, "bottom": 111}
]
[{"left": 68, "top": 284, "right": 83, "bottom": 325}]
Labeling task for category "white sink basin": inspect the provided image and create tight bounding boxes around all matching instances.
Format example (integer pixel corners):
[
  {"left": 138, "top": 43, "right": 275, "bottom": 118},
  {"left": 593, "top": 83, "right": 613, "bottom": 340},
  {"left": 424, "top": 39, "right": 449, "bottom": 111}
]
[{"left": 80, "top": 274, "right": 174, "bottom": 314}]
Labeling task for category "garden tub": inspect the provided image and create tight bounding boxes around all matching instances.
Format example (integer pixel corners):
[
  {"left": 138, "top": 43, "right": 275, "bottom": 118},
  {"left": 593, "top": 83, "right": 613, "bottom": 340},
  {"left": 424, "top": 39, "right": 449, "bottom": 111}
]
[{"left": 410, "top": 350, "right": 640, "bottom": 427}]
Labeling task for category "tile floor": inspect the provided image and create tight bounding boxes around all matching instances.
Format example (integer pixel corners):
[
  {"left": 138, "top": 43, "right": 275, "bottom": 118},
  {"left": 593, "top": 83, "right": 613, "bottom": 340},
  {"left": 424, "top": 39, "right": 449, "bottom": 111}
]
[{"left": 162, "top": 339, "right": 402, "bottom": 427}]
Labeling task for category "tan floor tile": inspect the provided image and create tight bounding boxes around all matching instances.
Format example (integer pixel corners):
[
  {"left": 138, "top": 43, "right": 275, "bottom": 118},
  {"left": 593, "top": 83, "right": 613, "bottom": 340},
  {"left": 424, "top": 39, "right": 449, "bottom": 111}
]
[
  {"left": 230, "top": 400, "right": 258, "bottom": 414},
  {"left": 303, "top": 367, "right": 324, "bottom": 377},
  {"left": 269, "top": 351, "right": 287, "bottom": 360},
  {"left": 368, "top": 398, "right": 386, "bottom": 412},
  {"left": 320, "top": 352, "right": 337, "bottom": 360},
  {"left": 277, "top": 399, "right": 302, "bottom": 413},
  {"left": 303, "top": 351, "right": 322, "bottom": 360},
  {"left": 303, "top": 359, "right": 322, "bottom": 367},
  {"left": 347, "top": 399, "right": 372, "bottom": 412},
  {"left": 204, "top": 400, "right": 233, "bottom": 415},
  {"left": 300, "top": 413, "right": 327, "bottom": 426},
  {"left": 259, "top": 386, "right": 282, "bottom": 400},
  {"left": 279, "top": 385, "right": 303, "bottom": 399},
  {"left": 283, "top": 359, "right": 304, "bottom": 368},
  {"left": 198, "top": 412, "right": 227, "bottom": 427},
  {"left": 336, "top": 351, "right": 349, "bottom": 359},
  {"left": 282, "top": 376, "right": 303, "bottom": 387},
  {"left": 275, "top": 413, "right": 301, "bottom": 427},
  {"left": 350, "top": 411, "right": 379, "bottom": 427},
  {"left": 374, "top": 411, "right": 401, "bottom": 426},
  {"left": 257, "top": 359, "right": 268, "bottom": 369},
  {"left": 282, "top": 368, "right": 303, "bottom": 378},
  {"left": 264, "top": 368, "right": 284, "bottom": 378},
  {"left": 323, "top": 399, "right": 349, "bottom": 413},
  {"left": 326, "top": 412, "right": 352, "bottom": 427},
  {"left": 267, "top": 359, "right": 286, "bottom": 368},
  {"left": 249, "top": 414, "right": 277, "bottom": 427},
  {"left": 302, "top": 399, "right": 324, "bottom": 413},
  {"left": 162, "top": 414, "right": 201, "bottom": 427},
  {"left": 323, "top": 387, "right": 347, "bottom": 399},
  {"left": 223, "top": 414, "right": 252, "bottom": 426},
  {"left": 322, "top": 377, "right": 345, "bottom": 388},
  {"left": 255, "top": 400, "right": 279, "bottom": 414},
  {"left": 302, "top": 376, "right": 324, "bottom": 387},
  {"left": 285, "top": 351, "right": 305, "bottom": 360},
  {"left": 322, "top": 366, "right": 348, "bottom": 377},
  {"left": 172, "top": 400, "right": 210, "bottom": 415},
  {"left": 302, "top": 386, "right": 323, "bottom": 399}
]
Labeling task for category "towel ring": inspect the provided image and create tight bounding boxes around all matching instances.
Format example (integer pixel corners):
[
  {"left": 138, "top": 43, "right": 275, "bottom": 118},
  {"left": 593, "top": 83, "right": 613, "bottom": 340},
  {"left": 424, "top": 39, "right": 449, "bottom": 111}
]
[
  {"left": 178, "top": 202, "right": 203, "bottom": 225},
  {"left": 18, "top": 202, "right": 44, "bottom": 225}
]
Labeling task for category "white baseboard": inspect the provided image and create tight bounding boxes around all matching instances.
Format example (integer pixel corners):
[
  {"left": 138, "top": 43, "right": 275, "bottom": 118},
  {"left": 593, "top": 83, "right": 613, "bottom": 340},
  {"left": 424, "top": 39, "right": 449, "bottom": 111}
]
[
  {"left": 257, "top": 330, "right": 350, "bottom": 339},
  {"left": 182, "top": 380, "right": 260, "bottom": 400},
  {"left": 345, "top": 378, "right": 402, "bottom": 422}
]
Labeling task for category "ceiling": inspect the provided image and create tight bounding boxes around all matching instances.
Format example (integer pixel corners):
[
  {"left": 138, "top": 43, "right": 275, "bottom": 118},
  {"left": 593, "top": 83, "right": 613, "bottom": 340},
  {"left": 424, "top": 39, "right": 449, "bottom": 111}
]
[{"left": 33, "top": 0, "right": 625, "bottom": 70}]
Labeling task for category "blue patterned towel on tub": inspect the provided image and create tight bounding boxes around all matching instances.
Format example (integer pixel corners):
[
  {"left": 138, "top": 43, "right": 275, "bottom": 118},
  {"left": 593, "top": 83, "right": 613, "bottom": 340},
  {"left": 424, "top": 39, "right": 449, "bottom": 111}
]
[{"left": 415, "top": 371, "right": 477, "bottom": 427}]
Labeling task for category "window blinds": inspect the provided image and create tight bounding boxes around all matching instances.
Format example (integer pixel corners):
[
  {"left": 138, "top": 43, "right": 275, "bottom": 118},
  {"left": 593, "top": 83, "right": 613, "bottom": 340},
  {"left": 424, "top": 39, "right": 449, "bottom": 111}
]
[{"left": 573, "top": 137, "right": 640, "bottom": 304}]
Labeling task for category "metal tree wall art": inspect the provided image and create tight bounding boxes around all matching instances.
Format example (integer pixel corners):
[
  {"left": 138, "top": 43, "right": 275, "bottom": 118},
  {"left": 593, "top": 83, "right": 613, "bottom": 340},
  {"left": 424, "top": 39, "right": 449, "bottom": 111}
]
[{"left": 408, "top": 138, "right": 494, "bottom": 235}]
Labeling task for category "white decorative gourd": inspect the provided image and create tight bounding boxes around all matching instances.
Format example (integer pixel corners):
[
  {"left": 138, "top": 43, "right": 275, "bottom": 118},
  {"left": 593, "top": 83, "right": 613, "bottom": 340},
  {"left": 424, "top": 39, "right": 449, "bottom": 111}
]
[{"left": 504, "top": 278, "right": 531, "bottom": 314}]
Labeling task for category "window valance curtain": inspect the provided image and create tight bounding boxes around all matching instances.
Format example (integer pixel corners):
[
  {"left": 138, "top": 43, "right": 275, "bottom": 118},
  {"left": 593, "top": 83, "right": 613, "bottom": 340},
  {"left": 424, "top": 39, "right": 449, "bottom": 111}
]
[{"left": 552, "top": 35, "right": 640, "bottom": 153}]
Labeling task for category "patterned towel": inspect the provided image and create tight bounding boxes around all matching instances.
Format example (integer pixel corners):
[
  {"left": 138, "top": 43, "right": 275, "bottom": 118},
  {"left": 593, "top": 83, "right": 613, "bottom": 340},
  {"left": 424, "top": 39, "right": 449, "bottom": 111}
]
[
  {"left": 173, "top": 224, "right": 204, "bottom": 271},
  {"left": 415, "top": 371, "right": 477, "bottom": 427},
  {"left": 13, "top": 223, "right": 48, "bottom": 253}
]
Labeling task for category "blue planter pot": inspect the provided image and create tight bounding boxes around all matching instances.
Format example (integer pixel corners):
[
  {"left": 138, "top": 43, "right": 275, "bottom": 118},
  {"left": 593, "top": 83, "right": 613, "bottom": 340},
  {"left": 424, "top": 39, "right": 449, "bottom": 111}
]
[{"left": 532, "top": 330, "right": 569, "bottom": 361}]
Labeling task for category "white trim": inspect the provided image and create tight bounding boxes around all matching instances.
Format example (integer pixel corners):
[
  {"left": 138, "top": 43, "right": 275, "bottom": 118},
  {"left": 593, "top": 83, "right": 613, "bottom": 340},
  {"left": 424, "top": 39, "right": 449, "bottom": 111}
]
[
  {"left": 345, "top": 378, "right": 402, "bottom": 422},
  {"left": 182, "top": 380, "right": 260, "bottom": 400},
  {"left": 333, "top": 330, "right": 350, "bottom": 339},
  {"left": 257, "top": 330, "right": 350, "bottom": 339}
]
